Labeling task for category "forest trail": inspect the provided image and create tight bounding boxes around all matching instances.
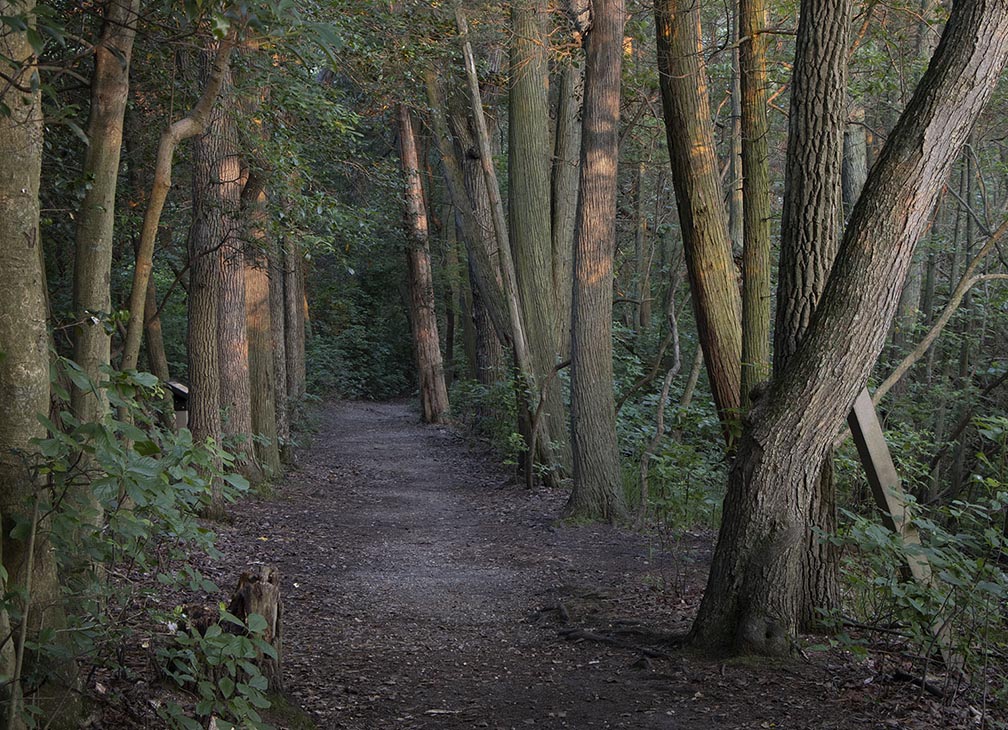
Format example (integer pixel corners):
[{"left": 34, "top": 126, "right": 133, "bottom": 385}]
[{"left": 213, "top": 401, "right": 955, "bottom": 730}]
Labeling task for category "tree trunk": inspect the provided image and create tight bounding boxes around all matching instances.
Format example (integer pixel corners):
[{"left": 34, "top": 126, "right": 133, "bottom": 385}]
[
  {"left": 510, "top": 0, "right": 570, "bottom": 475},
  {"left": 773, "top": 0, "right": 851, "bottom": 631},
  {"left": 655, "top": 0, "right": 743, "bottom": 432},
  {"left": 283, "top": 237, "right": 307, "bottom": 405},
  {"left": 0, "top": 5, "right": 77, "bottom": 722},
  {"left": 268, "top": 233, "right": 292, "bottom": 463},
  {"left": 187, "top": 44, "right": 238, "bottom": 517},
  {"left": 552, "top": 58, "right": 583, "bottom": 357},
  {"left": 692, "top": 0, "right": 1008, "bottom": 656},
  {"left": 566, "top": 0, "right": 627, "bottom": 522},
  {"left": 243, "top": 181, "right": 281, "bottom": 477},
  {"left": 738, "top": 0, "right": 772, "bottom": 411},
  {"left": 397, "top": 105, "right": 450, "bottom": 423},
  {"left": 72, "top": 0, "right": 139, "bottom": 432}
]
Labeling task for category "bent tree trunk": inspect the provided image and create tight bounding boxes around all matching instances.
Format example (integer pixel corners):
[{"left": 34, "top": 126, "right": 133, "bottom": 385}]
[
  {"left": 567, "top": 0, "right": 627, "bottom": 521},
  {"left": 691, "top": 0, "right": 1008, "bottom": 656},
  {"left": 397, "top": 105, "right": 450, "bottom": 423}
]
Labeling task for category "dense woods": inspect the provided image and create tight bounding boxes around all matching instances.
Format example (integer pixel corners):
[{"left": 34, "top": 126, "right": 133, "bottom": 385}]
[{"left": 1, "top": 0, "right": 1008, "bottom": 727}]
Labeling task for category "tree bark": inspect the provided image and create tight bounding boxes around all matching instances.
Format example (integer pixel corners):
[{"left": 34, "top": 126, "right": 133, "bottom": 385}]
[
  {"left": 691, "top": 0, "right": 1008, "bottom": 656},
  {"left": 268, "top": 233, "right": 292, "bottom": 463},
  {"left": 0, "top": 5, "right": 77, "bottom": 722},
  {"left": 397, "top": 105, "right": 450, "bottom": 423},
  {"left": 738, "top": 0, "right": 772, "bottom": 412},
  {"left": 243, "top": 181, "right": 281, "bottom": 476},
  {"left": 552, "top": 58, "right": 583, "bottom": 357},
  {"left": 510, "top": 0, "right": 570, "bottom": 474},
  {"left": 655, "top": 0, "right": 743, "bottom": 432},
  {"left": 72, "top": 0, "right": 140, "bottom": 430},
  {"left": 773, "top": 0, "right": 852, "bottom": 631},
  {"left": 283, "top": 237, "right": 306, "bottom": 405},
  {"left": 566, "top": 0, "right": 627, "bottom": 521}
]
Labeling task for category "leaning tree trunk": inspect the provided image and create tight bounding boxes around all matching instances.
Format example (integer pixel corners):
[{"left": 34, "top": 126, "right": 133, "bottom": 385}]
[
  {"left": 0, "top": 5, "right": 78, "bottom": 724},
  {"left": 509, "top": 0, "right": 569, "bottom": 474},
  {"left": 72, "top": 0, "right": 139, "bottom": 428},
  {"left": 397, "top": 105, "right": 450, "bottom": 423},
  {"left": 691, "top": 0, "right": 1008, "bottom": 656},
  {"left": 773, "top": 0, "right": 852, "bottom": 630},
  {"left": 566, "top": 0, "right": 628, "bottom": 522},
  {"left": 655, "top": 0, "right": 742, "bottom": 433},
  {"left": 738, "top": 0, "right": 772, "bottom": 411}
]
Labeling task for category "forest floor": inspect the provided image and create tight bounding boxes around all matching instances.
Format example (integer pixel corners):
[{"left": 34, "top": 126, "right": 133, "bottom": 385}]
[{"left": 102, "top": 400, "right": 997, "bottom": 729}]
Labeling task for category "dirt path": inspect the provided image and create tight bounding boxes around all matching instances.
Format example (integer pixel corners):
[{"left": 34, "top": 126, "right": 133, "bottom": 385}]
[{"left": 212, "top": 401, "right": 971, "bottom": 729}]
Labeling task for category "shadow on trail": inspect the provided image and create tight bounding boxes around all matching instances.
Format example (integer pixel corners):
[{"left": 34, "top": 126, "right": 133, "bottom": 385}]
[{"left": 214, "top": 401, "right": 956, "bottom": 730}]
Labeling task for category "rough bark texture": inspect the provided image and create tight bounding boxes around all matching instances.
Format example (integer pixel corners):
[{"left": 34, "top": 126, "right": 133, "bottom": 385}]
[
  {"left": 655, "top": 0, "right": 742, "bottom": 431},
  {"left": 774, "top": 0, "right": 852, "bottom": 631},
  {"left": 0, "top": 6, "right": 77, "bottom": 723},
  {"left": 509, "top": 0, "right": 569, "bottom": 474},
  {"left": 738, "top": 0, "right": 772, "bottom": 411},
  {"left": 72, "top": 0, "right": 139, "bottom": 428},
  {"left": 397, "top": 105, "right": 450, "bottom": 424},
  {"left": 244, "top": 183, "right": 281, "bottom": 477},
  {"left": 551, "top": 59, "right": 583, "bottom": 357},
  {"left": 692, "top": 0, "right": 1008, "bottom": 656},
  {"left": 566, "top": 0, "right": 627, "bottom": 521},
  {"left": 187, "top": 45, "right": 236, "bottom": 515}
]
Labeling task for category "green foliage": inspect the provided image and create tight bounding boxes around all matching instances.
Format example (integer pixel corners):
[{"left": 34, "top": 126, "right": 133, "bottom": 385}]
[
  {"left": 156, "top": 609, "right": 276, "bottom": 729},
  {"left": 450, "top": 377, "right": 524, "bottom": 467},
  {"left": 826, "top": 493, "right": 1008, "bottom": 687},
  {"left": 14, "top": 359, "right": 274, "bottom": 728}
]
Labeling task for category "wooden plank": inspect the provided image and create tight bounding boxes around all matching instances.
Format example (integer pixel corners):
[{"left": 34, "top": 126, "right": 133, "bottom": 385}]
[{"left": 847, "top": 387, "right": 959, "bottom": 669}]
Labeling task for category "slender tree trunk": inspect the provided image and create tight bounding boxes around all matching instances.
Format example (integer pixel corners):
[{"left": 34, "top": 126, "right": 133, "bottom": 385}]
[
  {"left": 566, "top": 0, "right": 627, "bottom": 521},
  {"left": 510, "top": 0, "right": 570, "bottom": 475},
  {"left": 692, "top": 0, "right": 1008, "bottom": 655},
  {"left": 728, "top": 6, "right": 743, "bottom": 254},
  {"left": 739, "top": 0, "right": 772, "bottom": 411},
  {"left": 655, "top": 0, "right": 743, "bottom": 432},
  {"left": 397, "top": 105, "right": 450, "bottom": 423},
  {"left": 268, "top": 234, "right": 292, "bottom": 463},
  {"left": 72, "top": 0, "right": 139, "bottom": 430},
  {"left": 552, "top": 58, "right": 583, "bottom": 357},
  {"left": 284, "top": 238, "right": 307, "bottom": 405}
]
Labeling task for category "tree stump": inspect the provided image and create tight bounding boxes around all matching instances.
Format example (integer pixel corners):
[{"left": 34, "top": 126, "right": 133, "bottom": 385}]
[{"left": 226, "top": 565, "right": 283, "bottom": 690}]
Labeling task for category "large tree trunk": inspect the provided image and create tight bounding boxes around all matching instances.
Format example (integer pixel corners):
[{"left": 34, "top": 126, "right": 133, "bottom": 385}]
[
  {"left": 773, "top": 0, "right": 852, "bottom": 630},
  {"left": 397, "top": 105, "right": 450, "bottom": 423},
  {"left": 566, "top": 0, "right": 627, "bottom": 521},
  {"left": 655, "top": 0, "right": 742, "bottom": 432},
  {"left": 72, "top": 0, "right": 139, "bottom": 430},
  {"left": 0, "top": 5, "right": 77, "bottom": 723},
  {"left": 692, "top": 0, "right": 1008, "bottom": 656},
  {"left": 510, "top": 0, "right": 570, "bottom": 473},
  {"left": 738, "top": 0, "right": 772, "bottom": 411},
  {"left": 188, "top": 44, "right": 238, "bottom": 517}
]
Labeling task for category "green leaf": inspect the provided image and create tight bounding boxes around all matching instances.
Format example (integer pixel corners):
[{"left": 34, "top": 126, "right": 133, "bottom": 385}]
[{"left": 246, "top": 613, "right": 268, "bottom": 634}]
